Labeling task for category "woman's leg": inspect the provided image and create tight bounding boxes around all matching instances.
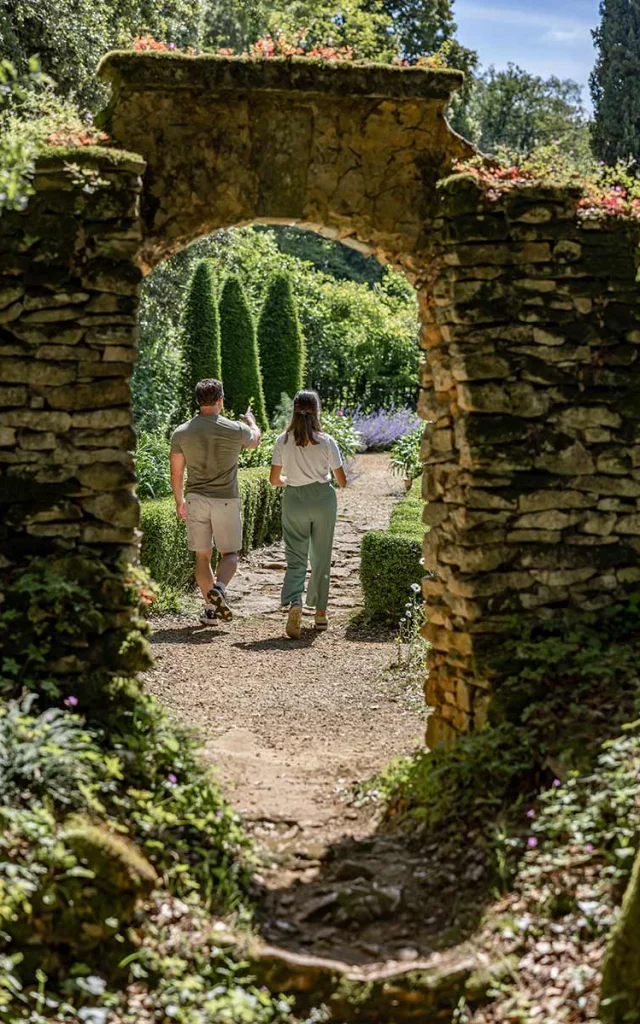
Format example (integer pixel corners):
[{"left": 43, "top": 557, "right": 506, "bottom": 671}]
[
  {"left": 281, "top": 487, "right": 311, "bottom": 608},
  {"left": 306, "top": 484, "right": 337, "bottom": 611}
]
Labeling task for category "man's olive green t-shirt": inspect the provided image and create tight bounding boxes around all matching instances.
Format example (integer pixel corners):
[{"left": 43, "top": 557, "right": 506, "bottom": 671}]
[{"left": 170, "top": 414, "right": 253, "bottom": 499}]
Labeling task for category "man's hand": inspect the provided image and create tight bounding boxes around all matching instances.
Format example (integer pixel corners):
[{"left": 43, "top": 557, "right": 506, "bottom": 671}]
[
  {"left": 240, "top": 406, "right": 257, "bottom": 427},
  {"left": 241, "top": 406, "right": 262, "bottom": 450},
  {"left": 176, "top": 499, "right": 187, "bottom": 522}
]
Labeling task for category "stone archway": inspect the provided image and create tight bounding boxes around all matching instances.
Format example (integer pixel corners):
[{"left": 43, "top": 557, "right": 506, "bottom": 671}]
[{"left": 2, "top": 53, "right": 640, "bottom": 749}]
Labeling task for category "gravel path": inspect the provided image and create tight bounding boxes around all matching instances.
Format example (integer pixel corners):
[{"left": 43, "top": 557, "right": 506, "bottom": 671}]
[{"left": 145, "top": 453, "right": 423, "bottom": 831}]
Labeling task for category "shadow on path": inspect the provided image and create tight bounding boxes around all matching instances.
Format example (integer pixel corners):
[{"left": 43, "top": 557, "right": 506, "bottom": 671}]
[
  {"left": 233, "top": 631, "right": 321, "bottom": 653},
  {"left": 151, "top": 626, "right": 227, "bottom": 644},
  {"left": 253, "top": 820, "right": 495, "bottom": 967}
]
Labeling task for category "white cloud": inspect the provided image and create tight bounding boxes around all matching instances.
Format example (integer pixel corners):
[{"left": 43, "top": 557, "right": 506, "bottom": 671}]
[{"left": 456, "top": 1, "right": 591, "bottom": 39}]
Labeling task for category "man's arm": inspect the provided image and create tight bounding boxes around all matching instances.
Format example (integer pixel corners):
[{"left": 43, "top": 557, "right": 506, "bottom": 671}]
[
  {"left": 170, "top": 452, "right": 187, "bottom": 521},
  {"left": 240, "top": 407, "right": 262, "bottom": 450}
]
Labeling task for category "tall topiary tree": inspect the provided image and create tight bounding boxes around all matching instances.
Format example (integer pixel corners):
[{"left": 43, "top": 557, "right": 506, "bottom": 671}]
[
  {"left": 257, "top": 272, "right": 305, "bottom": 422},
  {"left": 591, "top": 0, "right": 640, "bottom": 163},
  {"left": 177, "top": 259, "right": 221, "bottom": 422},
  {"left": 219, "top": 274, "right": 268, "bottom": 429}
]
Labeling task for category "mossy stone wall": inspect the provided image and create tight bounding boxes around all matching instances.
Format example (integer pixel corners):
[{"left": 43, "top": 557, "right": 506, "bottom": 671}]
[
  {"left": 1, "top": 56, "right": 639, "bottom": 753},
  {"left": 418, "top": 174, "right": 640, "bottom": 747}
]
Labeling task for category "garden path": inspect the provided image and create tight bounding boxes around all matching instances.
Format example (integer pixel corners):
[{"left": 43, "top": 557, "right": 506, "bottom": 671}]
[
  {"left": 145, "top": 454, "right": 422, "bottom": 830},
  {"left": 145, "top": 455, "right": 478, "bottom": 968}
]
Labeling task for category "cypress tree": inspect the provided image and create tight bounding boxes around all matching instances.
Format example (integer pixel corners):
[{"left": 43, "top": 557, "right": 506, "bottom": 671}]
[
  {"left": 257, "top": 272, "right": 306, "bottom": 422},
  {"left": 219, "top": 274, "right": 268, "bottom": 429},
  {"left": 177, "top": 259, "right": 221, "bottom": 422},
  {"left": 591, "top": 0, "right": 640, "bottom": 163}
]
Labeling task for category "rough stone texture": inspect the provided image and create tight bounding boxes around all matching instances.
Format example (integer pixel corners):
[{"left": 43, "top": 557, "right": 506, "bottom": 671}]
[
  {"left": 98, "top": 52, "right": 473, "bottom": 270},
  {"left": 2, "top": 56, "right": 640, "bottom": 754},
  {"left": 417, "top": 174, "right": 640, "bottom": 747},
  {"left": 0, "top": 149, "right": 146, "bottom": 667}
]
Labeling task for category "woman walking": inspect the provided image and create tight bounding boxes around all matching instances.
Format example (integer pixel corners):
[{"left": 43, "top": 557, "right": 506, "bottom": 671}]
[{"left": 270, "top": 390, "right": 347, "bottom": 638}]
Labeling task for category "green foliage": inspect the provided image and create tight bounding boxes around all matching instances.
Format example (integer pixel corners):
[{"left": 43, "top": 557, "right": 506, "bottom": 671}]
[
  {"left": 177, "top": 258, "right": 222, "bottom": 423},
  {"left": 388, "top": 722, "right": 537, "bottom": 831},
  {"left": 0, "top": 695, "right": 109, "bottom": 807},
  {"left": 0, "top": 557, "right": 151, "bottom": 714},
  {"left": 219, "top": 274, "right": 268, "bottom": 429},
  {"left": 360, "top": 481, "right": 424, "bottom": 624},
  {"left": 135, "top": 430, "right": 173, "bottom": 499},
  {"left": 591, "top": 0, "right": 640, "bottom": 164},
  {"left": 0, "top": 0, "right": 206, "bottom": 109},
  {"left": 320, "top": 410, "right": 361, "bottom": 465},
  {"left": 139, "top": 468, "right": 282, "bottom": 591},
  {"left": 0, "top": 57, "right": 54, "bottom": 212},
  {"left": 389, "top": 423, "right": 423, "bottom": 480},
  {"left": 257, "top": 272, "right": 305, "bottom": 422},
  {"left": 468, "top": 63, "right": 591, "bottom": 162},
  {"left": 133, "top": 227, "right": 419, "bottom": 439}
]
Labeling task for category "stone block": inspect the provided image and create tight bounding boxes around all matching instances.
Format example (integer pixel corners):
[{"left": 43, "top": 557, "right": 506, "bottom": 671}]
[
  {"left": 535, "top": 442, "right": 595, "bottom": 476},
  {"left": 616, "top": 515, "right": 640, "bottom": 535},
  {"left": 0, "top": 385, "right": 27, "bottom": 407},
  {"left": 70, "top": 408, "right": 132, "bottom": 430},
  {"left": 1, "top": 409, "right": 71, "bottom": 432},
  {"left": 18, "top": 431, "right": 56, "bottom": 450},
  {"left": 45, "top": 381, "right": 130, "bottom": 411},
  {"left": 82, "top": 490, "right": 139, "bottom": 527},
  {"left": 514, "top": 510, "right": 581, "bottom": 530},
  {"left": 0, "top": 426, "right": 16, "bottom": 446}
]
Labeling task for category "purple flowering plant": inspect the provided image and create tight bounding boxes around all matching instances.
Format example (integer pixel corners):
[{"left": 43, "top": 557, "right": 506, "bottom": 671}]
[{"left": 348, "top": 404, "right": 421, "bottom": 451}]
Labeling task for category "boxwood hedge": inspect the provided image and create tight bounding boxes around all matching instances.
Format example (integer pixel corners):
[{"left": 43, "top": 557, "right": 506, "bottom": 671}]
[
  {"left": 360, "top": 481, "right": 424, "bottom": 624},
  {"left": 140, "top": 468, "right": 282, "bottom": 590}
]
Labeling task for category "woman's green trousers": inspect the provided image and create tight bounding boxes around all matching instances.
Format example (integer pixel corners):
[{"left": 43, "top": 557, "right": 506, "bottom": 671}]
[{"left": 281, "top": 482, "right": 337, "bottom": 610}]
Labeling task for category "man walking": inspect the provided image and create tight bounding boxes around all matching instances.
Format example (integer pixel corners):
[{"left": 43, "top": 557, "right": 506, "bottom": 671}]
[{"left": 170, "top": 378, "right": 261, "bottom": 624}]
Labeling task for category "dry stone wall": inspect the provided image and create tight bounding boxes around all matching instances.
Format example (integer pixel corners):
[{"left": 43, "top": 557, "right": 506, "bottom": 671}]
[
  {"left": 2, "top": 56, "right": 639, "bottom": 752},
  {"left": 0, "top": 148, "right": 151, "bottom": 689},
  {"left": 418, "top": 174, "right": 640, "bottom": 747}
]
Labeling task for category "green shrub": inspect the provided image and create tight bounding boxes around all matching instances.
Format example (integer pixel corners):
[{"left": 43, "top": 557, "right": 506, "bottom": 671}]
[
  {"left": 135, "top": 430, "right": 172, "bottom": 499},
  {"left": 140, "top": 468, "right": 282, "bottom": 590},
  {"left": 177, "top": 259, "right": 222, "bottom": 423},
  {"left": 219, "top": 274, "right": 268, "bottom": 429},
  {"left": 258, "top": 272, "right": 305, "bottom": 421},
  {"left": 389, "top": 423, "right": 424, "bottom": 481},
  {"left": 360, "top": 481, "right": 424, "bottom": 624}
]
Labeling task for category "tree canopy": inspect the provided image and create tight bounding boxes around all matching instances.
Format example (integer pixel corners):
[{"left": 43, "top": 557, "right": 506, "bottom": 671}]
[
  {"left": 469, "top": 63, "right": 590, "bottom": 160},
  {"left": 591, "top": 0, "right": 640, "bottom": 164}
]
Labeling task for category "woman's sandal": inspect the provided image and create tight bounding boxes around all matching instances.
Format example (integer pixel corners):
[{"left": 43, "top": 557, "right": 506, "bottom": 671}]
[
  {"left": 315, "top": 611, "right": 328, "bottom": 631},
  {"left": 286, "top": 605, "right": 302, "bottom": 639}
]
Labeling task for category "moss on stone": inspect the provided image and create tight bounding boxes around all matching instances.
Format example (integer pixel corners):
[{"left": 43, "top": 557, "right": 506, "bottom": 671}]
[
  {"left": 98, "top": 50, "right": 464, "bottom": 101},
  {"left": 36, "top": 145, "right": 145, "bottom": 173},
  {"left": 600, "top": 846, "right": 640, "bottom": 1022}
]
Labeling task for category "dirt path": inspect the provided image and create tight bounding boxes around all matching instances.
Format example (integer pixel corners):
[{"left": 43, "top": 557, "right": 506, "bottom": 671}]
[
  {"left": 146, "top": 454, "right": 422, "bottom": 828},
  {"left": 144, "top": 454, "right": 472, "bottom": 966}
]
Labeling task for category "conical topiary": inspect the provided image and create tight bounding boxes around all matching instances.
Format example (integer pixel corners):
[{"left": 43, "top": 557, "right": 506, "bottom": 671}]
[
  {"left": 177, "top": 259, "right": 221, "bottom": 422},
  {"left": 219, "top": 274, "right": 268, "bottom": 429},
  {"left": 258, "top": 271, "right": 305, "bottom": 422}
]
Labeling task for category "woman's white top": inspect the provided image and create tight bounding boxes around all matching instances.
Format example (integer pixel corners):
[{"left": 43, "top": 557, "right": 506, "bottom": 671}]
[{"left": 272, "top": 431, "right": 343, "bottom": 487}]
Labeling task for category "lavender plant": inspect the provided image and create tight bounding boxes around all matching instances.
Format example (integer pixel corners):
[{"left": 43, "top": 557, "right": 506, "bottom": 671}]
[{"left": 349, "top": 405, "right": 421, "bottom": 451}]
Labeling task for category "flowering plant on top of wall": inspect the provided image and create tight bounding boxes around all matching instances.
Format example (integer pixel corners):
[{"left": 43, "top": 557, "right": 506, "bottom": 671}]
[{"left": 452, "top": 145, "right": 640, "bottom": 220}]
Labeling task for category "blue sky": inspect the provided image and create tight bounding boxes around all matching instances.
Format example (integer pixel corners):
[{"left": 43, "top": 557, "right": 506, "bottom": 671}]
[{"left": 454, "top": 0, "right": 601, "bottom": 108}]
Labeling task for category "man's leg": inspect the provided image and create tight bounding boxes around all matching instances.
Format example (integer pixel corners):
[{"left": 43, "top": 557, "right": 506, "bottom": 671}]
[
  {"left": 215, "top": 551, "right": 239, "bottom": 589},
  {"left": 194, "top": 549, "right": 215, "bottom": 601}
]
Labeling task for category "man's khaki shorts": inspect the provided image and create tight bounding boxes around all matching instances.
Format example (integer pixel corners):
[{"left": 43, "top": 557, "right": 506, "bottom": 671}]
[{"left": 185, "top": 494, "right": 243, "bottom": 553}]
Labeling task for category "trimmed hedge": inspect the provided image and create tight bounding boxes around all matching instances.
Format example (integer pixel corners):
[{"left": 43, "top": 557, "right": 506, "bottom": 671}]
[
  {"left": 360, "top": 481, "right": 424, "bottom": 624},
  {"left": 140, "top": 468, "right": 282, "bottom": 589},
  {"left": 219, "top": 273, "right": 268, "bottom": 429},
  {"left": 258, "top": 271, "right": 305, "bottom": 421},
  {"left": 177, "top": 259, "right": 221, "bottom": 423}
]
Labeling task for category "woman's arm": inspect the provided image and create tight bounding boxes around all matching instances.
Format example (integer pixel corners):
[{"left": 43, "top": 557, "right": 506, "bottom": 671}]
[
  {"left": 270, "top": 464, "right": 285, "bottom": 487},
  {"left": 333, "top": 466, "right": 348, "bottom": 488}
]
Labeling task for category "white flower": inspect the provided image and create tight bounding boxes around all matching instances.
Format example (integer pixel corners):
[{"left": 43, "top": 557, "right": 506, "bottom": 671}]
[{"left": 411, "top": 583, "right": 421, "bottom": 593}]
